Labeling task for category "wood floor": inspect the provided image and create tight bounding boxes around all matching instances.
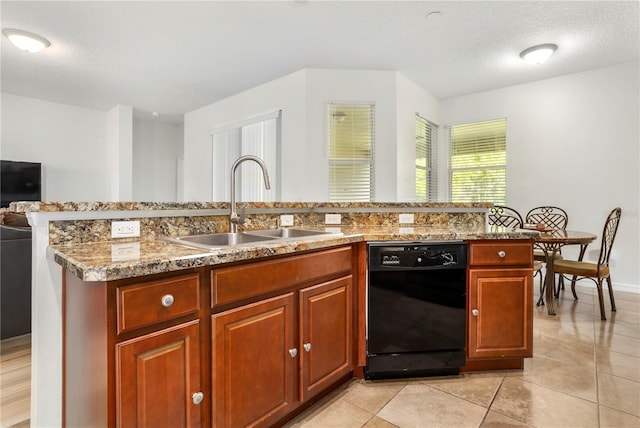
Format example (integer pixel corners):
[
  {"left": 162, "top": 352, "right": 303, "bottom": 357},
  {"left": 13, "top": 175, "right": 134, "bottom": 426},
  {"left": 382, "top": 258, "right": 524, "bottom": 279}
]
[{"left": 0, "top": 334, "right": 30, "bottom": 428}]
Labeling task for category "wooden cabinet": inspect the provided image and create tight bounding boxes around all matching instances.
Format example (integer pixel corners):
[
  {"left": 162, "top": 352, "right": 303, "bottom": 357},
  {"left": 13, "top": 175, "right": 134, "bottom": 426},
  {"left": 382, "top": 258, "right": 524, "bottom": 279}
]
[
  {"left": 299, "top": 276, "right": 353, "bottom": 402},
  {"left": 212, "top": 294, "right": 296, "bottom": 428},
  {"left": 466, "top": 240, "right": 533, "bottom": 368},
  {"left": 63, "top": 270, "right": 206, "bottom": 428},
  {"left": 116, "top": 320, "right": 202, "bottom": 427},
  {"left": 211, "top": 247, "right": 355, "bottom": 428}
]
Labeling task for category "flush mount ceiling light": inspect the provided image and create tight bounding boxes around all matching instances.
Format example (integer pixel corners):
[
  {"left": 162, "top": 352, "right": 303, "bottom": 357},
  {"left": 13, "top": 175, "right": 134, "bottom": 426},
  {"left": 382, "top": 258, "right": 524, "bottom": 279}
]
[
  {"left": 3, "top": 28, "right": 51, "bottom": 53},
  {"left": 519, "top": 43, "right": 557, "bottom": 64}
]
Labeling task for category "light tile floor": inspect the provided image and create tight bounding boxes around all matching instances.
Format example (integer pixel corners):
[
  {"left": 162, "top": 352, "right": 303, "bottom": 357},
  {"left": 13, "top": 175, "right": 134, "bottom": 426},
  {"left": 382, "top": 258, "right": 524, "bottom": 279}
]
[{"left": 286, "top": 284, "right": 640, "bottom": 428}]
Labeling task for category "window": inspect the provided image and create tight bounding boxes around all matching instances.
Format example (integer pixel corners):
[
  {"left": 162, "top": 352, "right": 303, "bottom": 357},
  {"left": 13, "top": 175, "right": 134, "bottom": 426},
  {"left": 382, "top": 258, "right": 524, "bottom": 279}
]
[
  {"left": 415, "top": 115, "right": 438, "bottom": 201},
  {"left": 328, "top": 104, "right": 375, "bottom": 201},
  {"left": 449, "top": 118, "right": 506, "bottom": 204},
  {"left": 210, "top": 111, "right": 280, "bottom": 201}
]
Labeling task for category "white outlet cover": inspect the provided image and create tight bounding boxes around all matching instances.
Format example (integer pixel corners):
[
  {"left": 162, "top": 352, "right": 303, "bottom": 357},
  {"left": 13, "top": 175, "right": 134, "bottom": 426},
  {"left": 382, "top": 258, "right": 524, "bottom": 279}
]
[
  {"left": 325, "top": 214, "right": 341, "bottom": 224},
  {"left": 111, "top": 220, "right": 140, "bottom": 238},
  {"left": 280, "top": 214, "right": 294, "bottom": 227}
]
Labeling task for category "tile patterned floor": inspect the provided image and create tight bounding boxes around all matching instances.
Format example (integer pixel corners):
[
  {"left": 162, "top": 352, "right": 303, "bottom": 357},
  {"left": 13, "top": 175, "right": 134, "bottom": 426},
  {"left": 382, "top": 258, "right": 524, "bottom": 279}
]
[{"left": 286, "top": 285, "right": 640, "bottom": 428}]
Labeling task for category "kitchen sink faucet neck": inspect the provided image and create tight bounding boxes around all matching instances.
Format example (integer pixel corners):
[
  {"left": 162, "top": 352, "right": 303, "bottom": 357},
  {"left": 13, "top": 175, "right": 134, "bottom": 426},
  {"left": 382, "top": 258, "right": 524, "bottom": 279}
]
[{"left": 229, "top": 155, "right": 271, "bottom": 233}]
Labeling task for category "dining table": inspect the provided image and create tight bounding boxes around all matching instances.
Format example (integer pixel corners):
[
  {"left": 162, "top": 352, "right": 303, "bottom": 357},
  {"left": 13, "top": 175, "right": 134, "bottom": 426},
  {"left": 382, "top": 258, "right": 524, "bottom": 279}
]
[{"left": 533, "top": 229, "right": 597, "bottom": 315}]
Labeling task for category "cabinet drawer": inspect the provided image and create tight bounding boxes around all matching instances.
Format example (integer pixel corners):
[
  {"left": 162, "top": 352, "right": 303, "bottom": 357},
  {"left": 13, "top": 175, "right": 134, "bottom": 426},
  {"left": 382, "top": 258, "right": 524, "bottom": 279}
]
[
  {"left": 212, "top": 246, "right": 352, "bottom": 307},
  {"left": 469, "top": 241, "right": 533, "bottom": 267},
  {"left": 117, "top": 273, "right": 200, "bottom": 334}
]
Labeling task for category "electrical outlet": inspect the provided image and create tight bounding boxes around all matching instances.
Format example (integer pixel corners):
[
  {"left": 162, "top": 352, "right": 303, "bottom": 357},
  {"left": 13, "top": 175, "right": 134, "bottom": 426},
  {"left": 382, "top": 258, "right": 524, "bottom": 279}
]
[
  {"left": 325, "top": 214, "right": 341, "bottom": 225},
  {"left": 399, "top": 213, "right": 414, "bottom": 224},
  {"left": 111, "top": 220, "right": 140, "bottom": 238},
  {"left": 279, "top": 214, "right": 294, "bottom": 227}
]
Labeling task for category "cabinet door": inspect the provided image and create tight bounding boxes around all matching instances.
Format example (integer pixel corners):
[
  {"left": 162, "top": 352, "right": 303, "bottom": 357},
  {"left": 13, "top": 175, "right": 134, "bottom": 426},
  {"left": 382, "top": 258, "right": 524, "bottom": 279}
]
[
  {"left": 468, "top": 268, "right": 533, "bottom": 359},
  {"left": 212, "top": 293, "right": 296, "bottom": 428},
  {"left": 300, "top": 276, "right": 353, "bottom": 402},
  {"left": 116, "top": 320, "right": 202, "bottom": 428}
]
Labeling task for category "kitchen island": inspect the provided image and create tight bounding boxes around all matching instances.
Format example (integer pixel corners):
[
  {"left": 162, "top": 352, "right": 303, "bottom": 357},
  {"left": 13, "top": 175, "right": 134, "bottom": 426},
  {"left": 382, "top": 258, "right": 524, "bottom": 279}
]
[{"left": 18, "top": 201, "right": 537, "bottom": 427}]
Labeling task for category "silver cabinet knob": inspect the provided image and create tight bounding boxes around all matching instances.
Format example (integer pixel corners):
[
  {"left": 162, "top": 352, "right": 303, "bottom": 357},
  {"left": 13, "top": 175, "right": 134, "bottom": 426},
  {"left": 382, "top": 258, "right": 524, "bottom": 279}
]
[
  {"left": 289, "top": 348, "right": 298, "bottom": 358},
  {"left": 472, "top": 309, "right": 479, "bottom": 316},
  {"left": 498, "top": 250, "right": 506, "bottom": 258},
  {"left": 303, "top": 343, "right": 311, "bottom": 352},
  {"left": 192, "top": 392, "right": 204, "bottom": 405},
  {"left": 161, "top": 294, "right": 174, "bottom": 307}
]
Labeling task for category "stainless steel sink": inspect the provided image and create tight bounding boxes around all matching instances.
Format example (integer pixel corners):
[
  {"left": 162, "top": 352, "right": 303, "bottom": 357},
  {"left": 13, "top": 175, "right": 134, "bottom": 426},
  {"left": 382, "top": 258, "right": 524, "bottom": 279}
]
[
  {"left": 162, "top": 232, "right": 278, "bottom": 250},
  {"left": 162, "top": 228, "right": 342, "bottom": 251},
  {"left": 244, "top": 228, "right": 340, "bottom": 239}
]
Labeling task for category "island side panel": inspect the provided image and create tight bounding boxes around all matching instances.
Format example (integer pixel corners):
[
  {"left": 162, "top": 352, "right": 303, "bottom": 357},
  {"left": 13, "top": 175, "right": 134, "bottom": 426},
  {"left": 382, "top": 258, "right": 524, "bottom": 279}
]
[{"left": 64, "top": 271, "right": 110, "bottom": 427}]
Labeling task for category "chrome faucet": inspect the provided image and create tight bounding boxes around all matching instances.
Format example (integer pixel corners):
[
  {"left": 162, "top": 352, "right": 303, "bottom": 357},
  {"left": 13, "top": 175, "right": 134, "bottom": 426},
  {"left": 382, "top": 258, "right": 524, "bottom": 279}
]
[{"left": 229, "top": 155, "right": 271, "bottom": 233}]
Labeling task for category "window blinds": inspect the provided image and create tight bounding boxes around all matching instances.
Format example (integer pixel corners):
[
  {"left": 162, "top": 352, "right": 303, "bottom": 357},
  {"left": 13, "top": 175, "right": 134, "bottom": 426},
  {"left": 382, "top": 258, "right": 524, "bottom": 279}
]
[
  {"left": 328, "top": 104, "right": 375, "bottom": 201},
  {"left": 415, "top": 115, "right": 438, "bottom": 202},
  {"left": 449, "top": 118, "right": 506, "bottom": 204}
]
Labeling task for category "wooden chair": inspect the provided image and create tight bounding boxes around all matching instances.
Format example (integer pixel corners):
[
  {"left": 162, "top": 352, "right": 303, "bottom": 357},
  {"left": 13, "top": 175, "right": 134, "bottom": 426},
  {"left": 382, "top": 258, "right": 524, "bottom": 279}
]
[
  {"left": 488, "top": 205, "right": 543, "bottom": 290},
  {"left": 551, "top": 207, "right": 622, "bottom": 320}
]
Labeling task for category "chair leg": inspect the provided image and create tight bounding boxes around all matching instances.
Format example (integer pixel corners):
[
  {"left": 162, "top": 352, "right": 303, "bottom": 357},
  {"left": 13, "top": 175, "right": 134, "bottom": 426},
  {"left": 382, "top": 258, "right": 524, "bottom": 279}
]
[
  {"left": 596, "top": 279, "right": 607, "bottom": 321},
  {"left": 606, "top": 276, "right": 617, "bottom": 312},
  {"left": 537, "top": 271, "right": 546, "bottom": 306},
  {"left": 570, "top": 275, "right": 579, "bottom": 300}
]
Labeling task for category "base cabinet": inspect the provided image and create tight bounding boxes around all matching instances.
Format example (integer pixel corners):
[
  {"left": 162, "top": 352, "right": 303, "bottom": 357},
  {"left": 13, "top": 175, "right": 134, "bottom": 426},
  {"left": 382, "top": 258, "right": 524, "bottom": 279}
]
[
  {"left": 212, "top": 294, "right": 296, "bottom": 428},
  {"left": 212, "top": 276, "right": 353, "bottom": 428},
  {"left": 300, "top": 276, "right": 353, "bottom": 402},
  {"left": 466, "top": 241, "right": 534, "bottom": 366},
  {"left": 116, "top": 320, "right": 202, "bottom": 428},
  {"left": 467, "top": 268, "right": 532, "bottom": 359}
]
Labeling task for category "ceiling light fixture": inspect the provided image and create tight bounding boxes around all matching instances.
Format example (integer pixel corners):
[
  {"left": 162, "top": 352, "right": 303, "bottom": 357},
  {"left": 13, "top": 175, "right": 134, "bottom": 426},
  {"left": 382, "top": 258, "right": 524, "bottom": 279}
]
[
  {"left": 519, "top": 43, "right": 557, "bottom": 64},
  {"left": 3, "top": 28, "right": 51, "bottom": 53}
]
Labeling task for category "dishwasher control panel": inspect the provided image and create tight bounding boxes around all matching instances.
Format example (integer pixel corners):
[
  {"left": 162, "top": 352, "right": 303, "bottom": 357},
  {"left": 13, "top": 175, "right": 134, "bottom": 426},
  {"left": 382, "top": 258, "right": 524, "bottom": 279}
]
[{"left": 368, "top": 241, "right": 467, "bottom": 270}]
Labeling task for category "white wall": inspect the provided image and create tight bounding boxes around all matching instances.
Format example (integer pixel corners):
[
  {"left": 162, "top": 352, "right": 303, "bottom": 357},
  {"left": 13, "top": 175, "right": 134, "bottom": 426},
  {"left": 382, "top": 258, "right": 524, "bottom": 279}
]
[
  {"left": 184, "top": 69, "right": 439, "bottom": 202},
  {"left": 1, "top": 93, "right": 110, "bottom": 201},
  {"left": 395, "top": 74, "right": 442, "bottom": 201},
  {"left": 133, "top": 118, "right": 184, "bottom": 201},
  {"left": 184, "top": 70, "right": 307, "bottom": 202},
  {"left": 1, "top": 93, "right": 181, "bottom": 203},
  {"left": 304, "top": 69, "right": 398, "bottom": 201},
  {"left": 441, "top": 61, "right": 640, "bottom": 291}
]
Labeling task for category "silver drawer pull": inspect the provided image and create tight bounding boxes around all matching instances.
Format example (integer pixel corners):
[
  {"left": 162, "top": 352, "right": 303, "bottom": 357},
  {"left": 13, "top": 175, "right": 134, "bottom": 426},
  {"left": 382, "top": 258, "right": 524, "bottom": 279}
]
[
  {"left": 303, "top": 343, "right": 311, "bottom": 352},
  {"left": 161, "top": 294, "right": 175, "bottom": 307},
  {"left": 289, "top": 348, "right": 298, "bottom": 358},
  {"left": 498, "top": 250, "right": 506, "bottom": 258},
  {"left": 192, "top": 392, "right": 204, "bottom": 405},
  {"left": 472, "top": 309, "right": 479, "bottom": 316}
]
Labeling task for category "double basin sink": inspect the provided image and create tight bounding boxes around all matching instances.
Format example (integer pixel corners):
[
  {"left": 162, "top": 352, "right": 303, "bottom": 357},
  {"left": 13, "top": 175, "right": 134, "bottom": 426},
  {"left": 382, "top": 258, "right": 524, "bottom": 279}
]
[{"left": 162, "top": 228, "right": 343, "bottom": 251}]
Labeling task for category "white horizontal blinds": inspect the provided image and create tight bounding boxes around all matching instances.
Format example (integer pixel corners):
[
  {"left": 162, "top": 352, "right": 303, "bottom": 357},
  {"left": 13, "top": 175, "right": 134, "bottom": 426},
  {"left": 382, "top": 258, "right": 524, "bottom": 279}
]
[
  {"left": 328, "top": 104, "right": 375, "bottom": 201},
  {"left": 415, "top": 115, "right": 438, "bottom": 202},
  {"left": 449, "top": 118, "right": 507, "bottom": 204},
  {"left": 211, "top": 111, "right": 280, "bottom": 202}
]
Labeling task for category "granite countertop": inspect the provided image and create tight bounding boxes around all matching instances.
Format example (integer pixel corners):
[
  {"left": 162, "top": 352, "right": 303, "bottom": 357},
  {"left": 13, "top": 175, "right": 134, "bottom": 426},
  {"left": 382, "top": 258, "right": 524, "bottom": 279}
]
[{"left": 48, "top": 225, "right": 537, "bottom": 282}]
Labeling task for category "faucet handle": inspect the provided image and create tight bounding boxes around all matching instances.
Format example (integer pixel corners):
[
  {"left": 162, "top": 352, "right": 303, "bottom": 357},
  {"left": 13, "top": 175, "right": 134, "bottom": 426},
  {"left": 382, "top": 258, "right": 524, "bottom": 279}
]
[{"left": 231, "top": 207, "right": 246, "bottom": 226}]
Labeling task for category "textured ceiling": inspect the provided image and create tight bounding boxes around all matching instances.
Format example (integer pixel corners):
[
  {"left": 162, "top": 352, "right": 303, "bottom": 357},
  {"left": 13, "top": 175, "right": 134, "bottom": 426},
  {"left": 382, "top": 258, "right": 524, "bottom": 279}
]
[{"left": 1, "top": 1, "right": 638, "bottom": 124}]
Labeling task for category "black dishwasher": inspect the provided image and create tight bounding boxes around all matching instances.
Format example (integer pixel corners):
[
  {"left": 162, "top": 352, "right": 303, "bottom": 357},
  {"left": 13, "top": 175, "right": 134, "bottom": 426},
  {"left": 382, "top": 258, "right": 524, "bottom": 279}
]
[{"left": 365, "top": 241, "right": 467, "bottom": 379}]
